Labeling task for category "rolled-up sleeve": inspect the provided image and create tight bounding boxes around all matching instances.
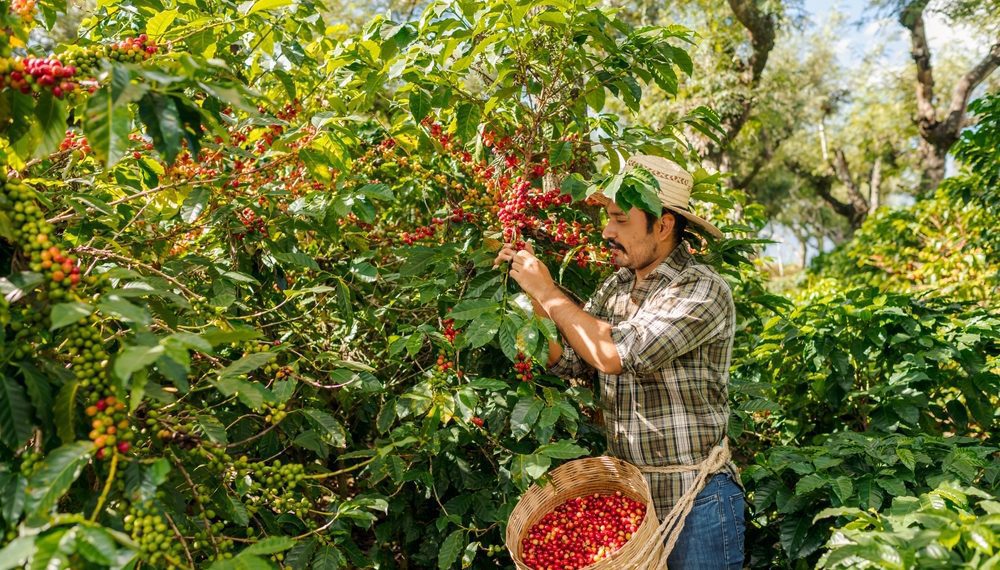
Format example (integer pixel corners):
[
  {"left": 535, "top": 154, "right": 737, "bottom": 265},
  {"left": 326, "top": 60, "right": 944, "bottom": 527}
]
[
  {"left": 610, "top": 272, "right": 730, "bottom": 375},
  {"left": 547, "top": 341, "right": 596, "bottom": 380}
]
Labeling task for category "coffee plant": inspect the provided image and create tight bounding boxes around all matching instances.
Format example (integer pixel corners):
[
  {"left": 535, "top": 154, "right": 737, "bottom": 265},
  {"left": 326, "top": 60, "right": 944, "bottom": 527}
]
[{"left": 0, "top": 0, "right": 770, "bottom": 568}]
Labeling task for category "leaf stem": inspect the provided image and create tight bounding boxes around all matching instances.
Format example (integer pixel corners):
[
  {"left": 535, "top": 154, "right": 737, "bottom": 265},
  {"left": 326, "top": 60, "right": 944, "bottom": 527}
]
[{"left": 89, "top": 451, "right": 118, "bottom": 521}]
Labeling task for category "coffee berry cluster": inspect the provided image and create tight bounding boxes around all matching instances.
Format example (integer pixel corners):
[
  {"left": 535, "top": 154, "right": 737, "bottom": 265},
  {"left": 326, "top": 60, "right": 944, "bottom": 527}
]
[
  {"left": 260, "top": 402, "right": 288, "bottom": 424},
  {"left": 521, "top": 491, "right": 646, "bottom": 570},
  {"left": 105, "top": 34, "right": 159, "bottom": 63},
  {"left": 441, "top": 318, "right": 457, "bottom": 344},
  {"left": 123, "top": 502, "right": 184, "bottom": 568},
  {"left": 236, "top": 207, "right": 268, "bottom": 239},
  {"left": 59, "top": 129, "right": 92, "bottom": 157},
  {"left": 63, "top": 314, "right": 112, "bottom": 391},
  {"left": 436, "top": 353, "right": 455, "bottom": 373},
  {"left": 514, "top": 352, "right": 534, "bottom": 382},
  {"left": 240, "top": 459, "right": 311, "bottom": 518},
  {"left": 0, "top": 175, "right": 98, "bottom": 302},
  {"left": 10, "top": 0, "right": 36, "bottom": 21},
  {"left": 59, "top": 46, "right": 100, "bottom": 77},
  {"left": 84, "top": 395, "right": 132, "bottom": 460},
  {"left": 0, "top": 56, "right": 78, "bottom": 97},
  {"left": 18, "top": 450, "right": 41, "bottom": 477}
]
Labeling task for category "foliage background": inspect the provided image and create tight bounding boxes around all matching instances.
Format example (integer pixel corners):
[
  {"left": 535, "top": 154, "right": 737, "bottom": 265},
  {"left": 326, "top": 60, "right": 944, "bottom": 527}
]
[{"left": 0, "top": 0, "right": 997, "bottom": 569}]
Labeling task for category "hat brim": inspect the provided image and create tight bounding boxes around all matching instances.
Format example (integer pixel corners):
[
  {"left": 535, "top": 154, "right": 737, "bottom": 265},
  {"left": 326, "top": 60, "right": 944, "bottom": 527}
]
[{"left": 589, "top": 193, "right": 723, "bottom": 239}]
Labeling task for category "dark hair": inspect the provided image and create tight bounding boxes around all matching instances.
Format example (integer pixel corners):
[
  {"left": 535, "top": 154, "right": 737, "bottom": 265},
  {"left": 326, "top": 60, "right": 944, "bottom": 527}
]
[{"left": 643, "top": 209, "right": 688, "bottom": 242}]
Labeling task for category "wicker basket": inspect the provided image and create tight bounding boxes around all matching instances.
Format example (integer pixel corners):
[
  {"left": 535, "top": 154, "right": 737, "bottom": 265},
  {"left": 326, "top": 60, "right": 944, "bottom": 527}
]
[{"left": 505, "top": 456, "right": 666, "bottom": 570}]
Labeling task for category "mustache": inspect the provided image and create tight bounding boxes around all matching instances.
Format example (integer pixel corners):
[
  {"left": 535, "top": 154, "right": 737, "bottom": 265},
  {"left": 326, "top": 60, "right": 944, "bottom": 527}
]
[{"left": 606, "top": 239, "right": 625, "bottom": 252}]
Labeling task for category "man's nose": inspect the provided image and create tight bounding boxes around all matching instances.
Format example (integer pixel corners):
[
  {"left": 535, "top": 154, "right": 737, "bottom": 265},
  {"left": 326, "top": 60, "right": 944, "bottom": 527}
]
[{"left": 602, "top": 224, "right": 614, "bottom": 240}]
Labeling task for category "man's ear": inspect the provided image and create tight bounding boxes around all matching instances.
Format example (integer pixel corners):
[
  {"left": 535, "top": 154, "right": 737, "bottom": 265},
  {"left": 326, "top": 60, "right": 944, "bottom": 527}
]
[{"left": 658, "top": 212, "right": 674, "bottom": 242}]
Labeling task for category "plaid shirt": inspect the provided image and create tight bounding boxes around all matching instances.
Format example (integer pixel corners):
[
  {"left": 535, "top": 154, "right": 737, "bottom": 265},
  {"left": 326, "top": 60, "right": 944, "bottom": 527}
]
[{"left": 548, "top": 242, "right": 739, "bottom": 515}]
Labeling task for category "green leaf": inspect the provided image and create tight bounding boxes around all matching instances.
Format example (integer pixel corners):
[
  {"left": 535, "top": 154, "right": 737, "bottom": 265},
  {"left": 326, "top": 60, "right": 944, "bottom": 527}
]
[
  {"left": 510, "top": 397, "right": 543, "bottom": 440},
  {"left": 124, "top": 457, "right": 170, "bottom": 503},
  {"left": 49, "top": 301, "right": 94, "bottom": 331},
  {"left": 25, "top": 441, "right": 93, "bottom": 519},
  {"left": 350, "top": 261, "right": 377, "bottom": 283},
  {"left": 197, "top": 414, "right": 228, "bottom": 444},
  {"left": 302, "top": 408, "right": 347, "bottom": 447},
  {"left": 312, "top": 545, "right": 346, "bottom": 570},
  {"left": 244, "top": 0, "right": 293, "bottom": 15},
  {"left": 208, "top": 553, "right": 274, "bottom": 570},
  {"left": 138, "top": 92, "right": 183, "bottom": 164},
  {"left": 812, "top": 506, "right": 864, "bottom": 523},
  {"left": 512, "top": 453, "right": 552, "bottom": 484},
  {"left": 273, "top": 252, "right": 319, "bottom": 270},
  {"left": 499, "top": 316, "right": 520, "bottom": 361},
  {"left": 463, "top": 312, "right": 501, "bottom": 349},
  {"left": 795, "top": 473, "right": 827, "bottom": 495},
  {"left": 217, "top": 494, "right": 246, "bottom": 528},
  {"left": 213, "top": 377, "right": 271, "bottom": 409},
  {"left": 560, "top": 173, "right": 589, "bottom": 201},
  {"left": 84, "top": 66, "right": 146, "bottom": 167},
  {"left": 376, "top": 399, "right": 396, "bottom": 434},
  {"left": 1, "top": 473, "right": 27, "bottom": 525},
  {"left": 242, "top": 536, "right": 295, "bottom": 555},
  {"left": 113, "top": 344, "right": 166, "bottom": 382},
  {"left": 0, "top": 536, "right": 35, "bottom": 570},
  {"left": 146, "top": 9, "right": 178, "bottom": 40},
  {"left": 358, "top": 183, "right": 393, "bottom": 201},
  {"left": 28, "top": 529, "right": 70, "bottom": 569},
  {"left": 832, "top": 476, "right": 855, "bottom": 504},
  {"left": 0, "top": 373, "right": 35, "bottom": 450},
  {"left": 454, "top": 102, "right": 481, "bottom": 142},
  {"left": 18, "top": 364, "right": 51, "bottom": 438},
  {"left": 462, "top": 542, "right": 479, "bottom": 568},
  {"left": 549, "top": 141, "right": 573, "bottom": 166},
  {"left": 438, "top": 529, "right": 464, "bottom": 570},
  {"left": 98, "top": 297, "right": 151, "bottom": 326},
  {"left": 285, "top": 538, "right": 317, "bottom": 570},
  {"left": 467, "top": 378, "right": 507, "bottom": 391},
  {"left": 536, "top": 440, "right": 588, "bottom": 460},
  {"left": 408, "top": 89, "right": 432, "bottom": 123},
  {"left": 180, "top": 186, "right": 210, "bottom": 223},
  {"left": 218, "top": 352, "right": 276, "bottom": 380},
  {"left": 53, "top": 380, "right": 79, "bottom": 445},
  {"left": 601, "top": 173, "right": 624, "bottom": 204},
  {"left": 896, "top": 448, "right": 916, "bottom": 471},
  {"left": 77, "top": 526, "right": 117, "bottom": 565},
  {"left": 449, "top": 299, "right": 496, "bottom": 321},
  {"left": 32, "top": 92, "right": 68, "bottom": 159}
]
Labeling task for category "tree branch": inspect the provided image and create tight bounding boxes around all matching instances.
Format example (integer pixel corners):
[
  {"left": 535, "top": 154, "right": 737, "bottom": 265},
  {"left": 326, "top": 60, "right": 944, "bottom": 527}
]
[
  {"left": 900, "top": 2, "right": 938, "bottom": 134},
  {"left": 786, "top": 158, "right": 867, "bottom": 230},
  {"left": 939, "top": 40, "right": 1000, "bottom": 144},
  {"left": 727, "top": 0, "right": 777, "bottom": 85}
]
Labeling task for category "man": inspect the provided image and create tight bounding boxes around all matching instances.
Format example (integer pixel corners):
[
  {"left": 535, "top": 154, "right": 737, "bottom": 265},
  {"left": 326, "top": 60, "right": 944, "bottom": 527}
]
[{"left": 494, "top": 155, "right": 745, "bottom": 569}]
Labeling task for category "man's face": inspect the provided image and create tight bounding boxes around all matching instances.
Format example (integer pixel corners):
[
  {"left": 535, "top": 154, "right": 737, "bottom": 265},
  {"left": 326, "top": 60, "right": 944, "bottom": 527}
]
[{"left": 601, "top": 203, "right": 661, "bottom": 269}]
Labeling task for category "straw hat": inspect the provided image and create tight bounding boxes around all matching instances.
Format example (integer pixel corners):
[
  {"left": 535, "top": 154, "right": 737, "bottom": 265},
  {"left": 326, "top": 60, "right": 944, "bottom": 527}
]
[{"left": 592, "top": 155, "right": 723, "bottom": 239}]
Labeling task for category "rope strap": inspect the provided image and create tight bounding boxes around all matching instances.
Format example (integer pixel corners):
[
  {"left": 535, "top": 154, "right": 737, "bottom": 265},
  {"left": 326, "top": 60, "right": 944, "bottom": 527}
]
[{"left": 633, "top": 440, "right": 732, "bottom": 568}]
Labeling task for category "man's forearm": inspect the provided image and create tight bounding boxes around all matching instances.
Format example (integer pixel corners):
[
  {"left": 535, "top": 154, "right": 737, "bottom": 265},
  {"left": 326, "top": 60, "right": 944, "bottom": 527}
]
[{"left": 535, "top": 286, "right": 622, "bottom": 375}]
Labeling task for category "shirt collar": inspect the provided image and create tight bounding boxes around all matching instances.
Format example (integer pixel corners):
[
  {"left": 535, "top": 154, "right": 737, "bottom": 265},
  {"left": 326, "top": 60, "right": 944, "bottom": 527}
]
[{"left": 613, "top": 241, "right": 692, "bottom": 285}]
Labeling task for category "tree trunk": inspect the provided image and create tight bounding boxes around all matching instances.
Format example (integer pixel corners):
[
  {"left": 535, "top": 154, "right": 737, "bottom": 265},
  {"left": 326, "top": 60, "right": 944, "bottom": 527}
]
[
  {"left": 700, "top": 0, "right": 778, "bottom": 170},
  {"left": 918, "top": 139, "right": 948, "bottom": 192},
  {"left": 869, "top": 155, "right": 883, "bottom": 212}
]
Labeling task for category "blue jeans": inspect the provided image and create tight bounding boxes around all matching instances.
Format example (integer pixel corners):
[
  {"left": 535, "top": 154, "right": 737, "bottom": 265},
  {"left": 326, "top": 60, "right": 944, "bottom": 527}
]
[{"left": 666, "top": 473, "right": 746, "bottom": 569}]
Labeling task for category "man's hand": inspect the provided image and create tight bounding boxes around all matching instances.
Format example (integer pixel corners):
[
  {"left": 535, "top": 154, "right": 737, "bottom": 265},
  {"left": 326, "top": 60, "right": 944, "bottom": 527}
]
[{"left": 493, "top": 242, "right": 555, "bottom": 301}]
